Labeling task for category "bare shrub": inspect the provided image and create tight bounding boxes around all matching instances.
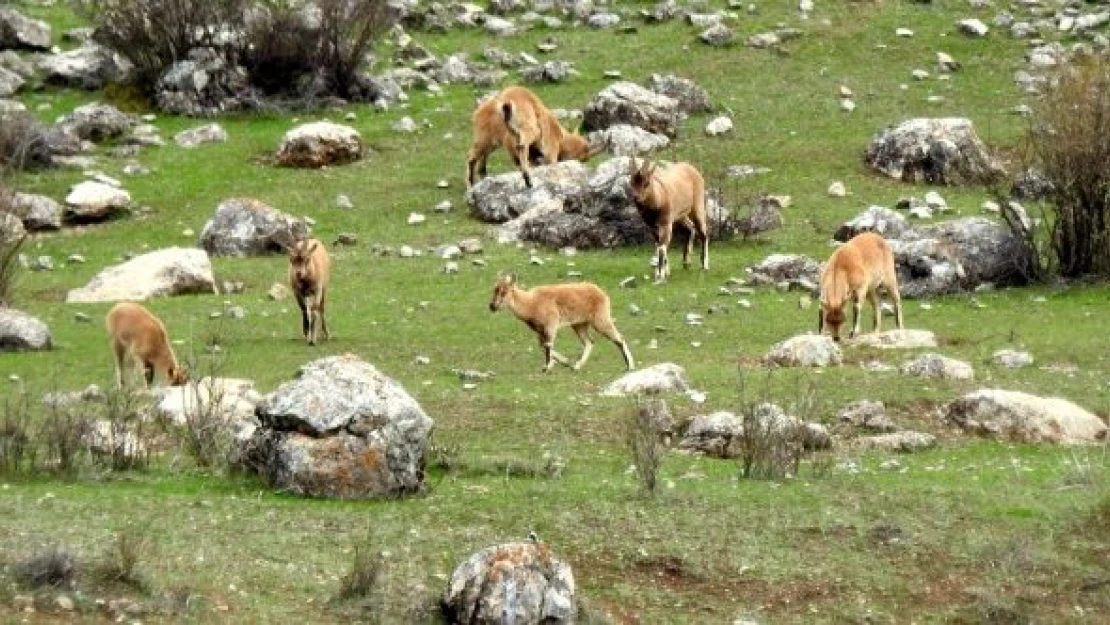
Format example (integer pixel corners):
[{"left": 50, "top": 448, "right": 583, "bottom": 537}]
[
  {"left": 39, "top": 400, "right": 93, "bottom": 475},
  {"left": 334, "top": 526, "right": 385, "bottom": 608},
  {"left": 171, "top": 329, "right": 237, "bottom": 471},
  {"left": 624, "top": 396, "right": 671, "bottom": 494},
  {"left": 94, "top": 385, "right": 155, "bottom": 472},
  {"left": 0, "top": 111, "right": 53, "bottom": 171},
  {"left": 736, "top": 373, "right": 821, "bottom": 481},
  {"left": 93, "top": 526, "right": 153, "bottom": 591},
  {"left": 1027, "top": 54, "right": 1110, "bottom": 277},
  {"left": 76, "top": 0, "right": 247, "bottom": 94},
  {"left": 13, "top": 545, "right": 77, "bottom": 589},
  {"left": 0, "top": 390, "right": 36, "bottom": 474},
  {"left": 310, "top": 0, "right": 398, "bottom": 99}
]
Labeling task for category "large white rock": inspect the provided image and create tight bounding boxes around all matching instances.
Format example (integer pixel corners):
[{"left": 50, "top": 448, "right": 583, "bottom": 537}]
[
  {"left": 851, "top": 329, "right": 938, "bottom": 349},
  {"left": 900, "top": 353, "right": 974, "bottom": 380},
  {"left": 64, "top": 180, "right": 131, "bottom": 223},
  {"left": 764, "top": 334, "right": 842, "bottom": 367},
  {"left": 0, "top": 308, "right": 52, "bottom": 351},
  {"left": 601, "top": 362, "right": 690, "bottom": 397},
  {"left": 275, "top": 121, "right": 363, "bottom": 168},
  {"left": 945, "top": 389, "right": 1107, "bottom": 444},
  {"left": 66, "top": 247, "right": 218, "bottom": 303}
]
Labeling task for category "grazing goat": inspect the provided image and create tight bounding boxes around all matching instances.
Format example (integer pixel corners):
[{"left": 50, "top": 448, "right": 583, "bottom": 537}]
[
  {"left": 288, "top": 238, "right": 331, "bottom": 346},
  {"left": 489, "top": 274, "right": 634, "bottom": 373},
  {"left": 105, "top": 302, "right": 188, "bottom": 388},
  {"left": 465, "top": 86, "right": 598, "bottom": 189},
  {"left": 628, "top": 158, "right": 709, "bottom": 283},
  {"left": 818, "top": 231, "right": 905, "bottom": 342}
]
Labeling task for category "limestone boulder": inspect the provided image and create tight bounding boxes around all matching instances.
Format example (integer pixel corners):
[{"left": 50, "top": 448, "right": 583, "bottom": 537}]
[
  {"left": 851, "top": 329, "right": 937, "bottom": 349},
  {"left": 0, "top": 308, "right": 52, "bottom": 351},
  {"left": 648, "top": 74, "right": 712, "bottom": 114},
  {"left": 945, "top": 389, "right": 1107, "bottom": 444},
  {"left": 58, "top": 102, "right": 134, "bottom": 142},
  {"left": 442, "top": 541, "right": 576, "bottom": 625},
  {"left": 198, "top": 198, "right": 308, "bottom": 257},
  {"left": 0, "top": 8, "right": 51, "bottom": 51},
  {"left": 601, "top": 362, "right": 690, "bottom": 397},
  {"left": 853, "top": 431, "right": 937, "bottom": 453},
  {"left": 865, "top": 118, "right": 1005, "bottom": 185},
  {"left": 38, "top": 42, "right": 132, "bottom": 90},
  {"left": 582, "top": 81, "right": 681, "bottom": 137},
  {"left": 834, "top": 206, "right": 914, "bottom": 242},
  {"left": 64, "top": 181, "right": 131, "bottom": 224},
  {"left": 901, "top": 353, "right": 975, "bottom": 380},
  {"left": 12, "top": 193, "right": 63, "bottom": 231},
  {"left": 66, "top": 247, "right": 218, "bottom": 303},
  {"left": 240, "top": 355, "right": 433, "bottom": 499},
  {"left": 764, "top": 334, "right": 842, "bottom": 367},
  {"left": 276, "top": 121, "right": 363, "bottom": 168}
]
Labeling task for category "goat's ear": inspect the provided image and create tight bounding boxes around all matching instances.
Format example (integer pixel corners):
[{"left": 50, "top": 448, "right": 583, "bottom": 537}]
[{"left": 307, "top": 241, "right": 319, "bottom": 255}]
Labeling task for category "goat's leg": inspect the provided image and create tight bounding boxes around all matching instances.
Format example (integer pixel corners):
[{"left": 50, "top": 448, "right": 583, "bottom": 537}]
[
  {"left": 318, "top": 288, "right": 331, "bottom": 340},
  {"left": 143, "top": 362, "right": 154, "bottom": 388},
  {"left": 111, "top": 340, "right": 127, "bottom": 388},
  {"left": 891, "top": 288, "right": 905, "bottom": 330},
  {"left": 306, "top": 295, "right": 319, "bottom": 346},
  {"left": 594, "top": 319, "right": 635, "bottom": 371},
  {"left": 516, "top": 144, "right": 534, "bottom": 188},
  {"left": 539, "top": 329, "right": 569, "bottom": 372},
  {"left": 571, "top": 323, "right": 593, "bottom": 371},
  {"left": 295, "top": 293, "right": 310, "bottom": 339},
  {"left": 693, "top": 211, "right": 710, "bottom": 271},
  {"left": 654, "top": 224, "right": 673, "bottom": 282},
  {"left": 680, "top": 218, "right": 695, "bottom": 269},
  {"left": 466, "top": 142, "right": 493, "bottom": 189},
  {"left": 849, "top": 292, "right": 864, "bottom": 339},
  {"left": 869, "top": 289, "right": 883, "bottom": 334}
]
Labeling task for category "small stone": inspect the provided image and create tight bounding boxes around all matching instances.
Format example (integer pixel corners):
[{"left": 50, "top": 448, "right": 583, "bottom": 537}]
[
  {"left": 840, "top": 99, "right": 856, "bottom": 112},
  {"left": 958, "top": 18, "right": 989, "bottom": 37},
  {"left": 705, "top": 116, "right": 734, "bottom": 136},
  {"left": 838, "top": 85, "right": 853, "bottom": 98},
  {"left": 798, "top": 296, "right": 812, "bottom": 310},
  {"left": 182, "top": 228, "right": 194, "bottom": 237},
  {"left": 924, "top": 190, "right": 947, "bottom": 211},
  {"left": 529, "top": 256, "right": 544, "bottom": 265},
  {"left": 392, "top": 116, "right": 417, "bottom": 133},
  {"left": 604, "top": 70, "right": 622, "bottom": 79},
  {"left": 74, "top": 312, "right": 91, "bottom": 323},
  {"left": 444, "top": 261, "right": 459, "bottom": 274},
  {"left": 629, "top": 303, "right": 642, "bottom": 316},
  {"left": 620, "top": 276, "right": 637, "bottom": 288},
  {"left": 399, "top": 245, "right": 416, "bottom": 258},
  {"left": 407, "top": 212, "right": 426, "bottom": 225},
  {"left": 66, "top": 254, "right": 85, "bottom": 264},
  {"left": 334, "top": 233, "right": 358, "bottom": 246},
  {"left": 413, "top": 355, "right": 430, "bottom": 365},
  {"left": 227, "top": 306, "right": 247, "bottom": 320},
  {"left": 268, "top": 283, "right": 290, "bottom": 301},
  {"left": 336, "top": 194, "right": 353, "bottom": 209},
  {"left": 827, "top": 181, "right": 847, "bottom": 197},
  {"left": 912, "top": 69, "right": 930, "bottom": 80},
  {"left": 896, "top": 28, "right": 914, "bottom": 37},
  {"left": 437, "top": 179, "right": 449, "bottom": 188}
]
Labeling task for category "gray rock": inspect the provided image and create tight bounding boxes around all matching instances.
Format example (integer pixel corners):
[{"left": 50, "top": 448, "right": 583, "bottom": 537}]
[
  {"left": 958, "top": 18, "right": 989, "bottom": 37},
  {"left": 64, "top": 180, "right": 131, "bottom": 224},
  {"left": 83, "top": 420, "right": 146, "bottom": 462},
  {"left": 746, "top": 254, "right": 822, "bottom": 289},
  {"left": 735, "top": 195, "right": 784, "bottom": 239},
  {"left": 1011, "top": 167, "right": 1053, "bottom": 201},
  {"left": 467, "top": 160, "right": 593, "bottom": 223},
  {"left": 865, "top": 118, "right": 1005, "bottom": 185},
  {"left": 242, "top": 354, "right": 434, "bottom": 499},
  {"left": 0, "top": 50, "right": 34, "bottom": 78},
  {"left": 679, "top": 404, "right": 830, "bottom": 458},
  {"left": 175, "top": 123, "right": 228, "bottom": 148},
  {"left": 705, "top": 116, "right": 733, "bottom": 136},
  {"left": 58, "top": 102, "right": 134, "bottom": 142},
  {"left": 0, "top": 308, "right": 52, "bottom": 351},
  {"left": 442, "top": 542, "right": 576, "bottom": 625},
  {"left": 156, "top": 47, "right": 254, "bottom": 116},
  {"left": 851, "top": 329, "right": 938, "bottom": 349},
  {"left": 0, "top": 211, "right": 25, "bottom": 244},
  {"left": 853, "top": 431, "right": 936, "bottom": 453},
  {"left": 834, "top": 206, "right": 913, "bottom": 242},
  {"left": 153, "top": 377, "right": 259, "bottom": 445},
  {"left": 701, "top": 24, "right": 735, "bottom": 46},
  {"left": 582, "top": 81, "right": 681, "bottom": 137},
  {"left": 276, "top": 121, "right": 363, "bottom": 168},
  {"left": 902, "top": 217, "right": 1030, "bottom": 295},
  {"left": 764, "top": 334, "right": 842, "bottom": 367},
  {"left": 520, "top": 60, "right": 576, "bottom": 83},
  {"left": 485, "top": 16, "right": 517, "bottom": 36},
  {"left": 648, "top": 74, "right": 712, "bottom": 114},
  {"left": 199, "top": 198, "right": 308, "bottom": 257},
  {"left": 945, "top": 389, "right": 1107, "bottom": 444},
  {"left": 66, "top": 247, "right": 218, "bottom": 303},
  {"left": 0, "top": 7, "right": 52, "bottom": 51},
  {"left": 992, "top": 349, "right": 1033, "bottom": 368},
  {"left": 587, "top": 13, "right": 621, "bottom": 29},
  {"left": 838, "top": 400, "right": 896, "bottom": 432},
  {"left": 11, "top": 193, "right": 62, "bottom": 230},
  {"left": 901, "top": 353, "right": 974, "bottom": 380},
  {"left": 0, "top": 66, "right": 23, "bottom": 97},
  {"left": 601, "top": 362, "right": 690, "bottom": 397},
  {"left": 38, "top": 42, "right": 132, "bottom": 90},
  {"left": 587, "top": 124, "right": 669, "bottom": 157}
]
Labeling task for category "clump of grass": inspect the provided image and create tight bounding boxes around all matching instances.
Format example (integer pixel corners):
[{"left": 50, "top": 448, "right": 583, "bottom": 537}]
[
  {"left": 39, "top": 401, "right": 93, "bottom": 476},
  {"left": 0, "top": 390, "right": 36, "bottom": 474},
  {"left": 736, "top": 372, "right": 823, "bottom": 481},
  {"left": 92, "top": 526, "right": 153, "bottom": 591},
  {"left": 174, "top": 338, "right": 235, "bottom": 471},
  {"left": 624, "top": 396, "right": 671, "bottom": 495},
  {"left": 13, "top": 545, "right": 77, "bottom": 589},
  {"left": 334, "top": 527, "right": 386, "bottom": 609},
  {"left": 0, "top": 111, "right": 53, "bottom": 170},
  {"left": 94, "top": 385, "right": 155, "bottom": 472}
]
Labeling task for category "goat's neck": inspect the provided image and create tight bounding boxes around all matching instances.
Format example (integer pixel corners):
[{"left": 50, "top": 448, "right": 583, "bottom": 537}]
[
  {"left": 505, "top": 287, "right": 536, "bottom": 319},
  {"left": 152, "top": 347, "right": 179, "bottom": 378}
]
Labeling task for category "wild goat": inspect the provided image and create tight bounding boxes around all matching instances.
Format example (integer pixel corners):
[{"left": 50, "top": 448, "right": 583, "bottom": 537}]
[
  {"left": 628, "top": 158, "right": 709, "bottom": 282},
  {"left": 287, "top": 238, "right": 331, "bottom": 345},
  {"left": 465, "top": 86, "right": 598, "bottom": 189},
  {"left": 489, "top": 274, "right": 634, "bottom": 373},
  {"left": 105, "top": 302, "right": 188, "bottom": 388},
  {"left": 818, "top": 231, "right": 905, "bottom": 342}
]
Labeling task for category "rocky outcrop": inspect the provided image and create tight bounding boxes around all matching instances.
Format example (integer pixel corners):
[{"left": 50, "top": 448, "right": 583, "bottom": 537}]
[
  {"left": 0, "top": 308, "right": 52, "bottom": 351},
  {"left": 764, "top": 334, "right": 842, "bottom": 367},
  {"left": 945, "top": 389, "right": 1107, "bottom": 444},
  {"left": 275, "top": 121, "right": 363, "bottom": 168},
  {"left": 601, "top": 362, "right": 691, "bottom": 397},
  {"left": 582, "top": 82, "right": 681, "bottom": 137},
  {"left": 198, "top": 198, "right": 308, "bottom": 257},
  {"left": 865, "top": 118, "right": 1005, "bottom": 185}
]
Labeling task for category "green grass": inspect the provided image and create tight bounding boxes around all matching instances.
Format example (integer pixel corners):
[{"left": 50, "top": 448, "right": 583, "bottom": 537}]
[{"left": 2, "top": 0, "right": 1110, "bottom": 622}]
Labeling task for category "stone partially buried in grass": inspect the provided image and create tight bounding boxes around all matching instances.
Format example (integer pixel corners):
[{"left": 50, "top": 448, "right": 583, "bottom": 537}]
[
  {"left": 241, "top": 354, "right": 433, "bottom": 499},
  {"left": 64, "top": 180, "right": 131, "bottom": 224},
  {"left": 442, "top": 541, "right": 576, "bottom": 625},
  {"left": 0, "top": 308, "right": 52, "bottom": 351},
  {"left": 275, "top": 121, "right": 363, "bottom": 168},
  {"left": 900, "top": 353, "right": 974, "bottom": 380},
  {"left": 851, "top": 329, "right": 937, "bottom": 349},
  {"left": 945, "top": 389, "right": 1108, "bottom": 444},
  {"left": 764, "top": 334, "right": 842, "bottom": 367},
  {"left": 601, "top": 362, "right": 691, "bottom": 397},
  {"left": 65, "top": 247, "right": 218, "bottom": 303}
]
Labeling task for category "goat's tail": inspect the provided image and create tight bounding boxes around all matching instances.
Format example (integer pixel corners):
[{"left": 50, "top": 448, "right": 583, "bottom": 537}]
[{"left": 501, "top": 101, "right": 522, "bottom": 136}]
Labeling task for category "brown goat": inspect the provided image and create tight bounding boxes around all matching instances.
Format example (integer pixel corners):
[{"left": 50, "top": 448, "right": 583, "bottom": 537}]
[
  {"left": 628, "top": 158, "right": 709, "bottom": 283},
  {"left": 818, "top": 231, "right": 905, "bottom": 342},
  {"left": 489, "top": 274, "right": 634, "bottom": 373},
  {"left": 288, "top": 238, "right": 331, "bottom": 345},
  {"left": 465, "top": 86, "right": 598, "bottom": 189},
  {"left": 105, "top": 302, "right": 188, "bottom": 388}
]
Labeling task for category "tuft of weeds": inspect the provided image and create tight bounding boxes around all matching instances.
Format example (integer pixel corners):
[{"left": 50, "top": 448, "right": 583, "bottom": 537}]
[
  {"left": 39, "top": 399, "right": 93, "bottom": 476},
  {"left": 736, "top": 372, "right": 824, "bottom": 481},
  {"left": 174, "top": 337, "right": 235, "bottom": 471},
  {"left": 0, "top": 390, "right": 36, "bottom": 474},
  {"left": 94, "top": 384, "right": 155, "bottom": 472},
  {"left": 624, "top": 396, "right": 671, "bottom": 495},
  {"left": 13, "top": 545, "right": 77, "bottom": 589},
  {"left": 92, "top": 526, "right": 153, "bottom": 592},
  {"left": 334, "top": 525, "right": 386, "bottom": 611}
]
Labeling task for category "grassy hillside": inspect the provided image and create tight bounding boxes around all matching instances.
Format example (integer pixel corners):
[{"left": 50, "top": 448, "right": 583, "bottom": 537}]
[{"left": 2, "top": 1, "right": 1109, "bottom": 623}]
